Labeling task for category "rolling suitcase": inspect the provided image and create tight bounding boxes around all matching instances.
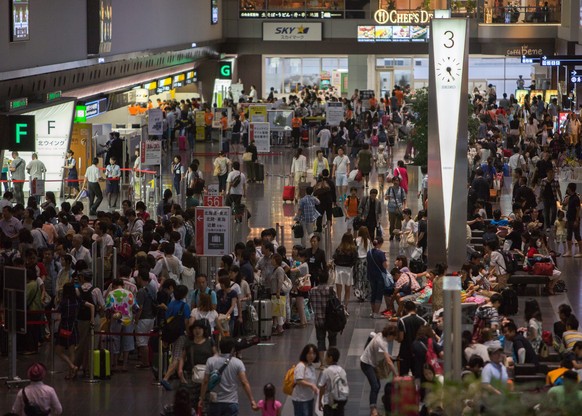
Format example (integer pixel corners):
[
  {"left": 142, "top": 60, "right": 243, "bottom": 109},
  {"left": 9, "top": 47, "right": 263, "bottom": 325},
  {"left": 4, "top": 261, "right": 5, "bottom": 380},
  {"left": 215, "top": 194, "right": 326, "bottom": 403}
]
[
  {"left": 178, "top": 135, "right": 187, "bottom": 151},
  {"left": 255, "top": 163, "right": 265, "bottom": 182},
  {"left": 283, "top": 185, "right": 296, "bottom": 202},
  {"left": 93, "top": 348, "right": 111, "bottom": 379},
  {"left": 253, "top": 299, "right": 273, "bottom": 339},
  {"left": 391, "top": 376, "right": 418, "bottom": 416}
]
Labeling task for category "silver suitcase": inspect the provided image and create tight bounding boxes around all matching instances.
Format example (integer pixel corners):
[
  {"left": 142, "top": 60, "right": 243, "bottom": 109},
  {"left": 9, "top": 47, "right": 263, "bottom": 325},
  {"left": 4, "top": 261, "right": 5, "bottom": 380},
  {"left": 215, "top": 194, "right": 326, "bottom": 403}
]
[{"left": 253, "top": 299, "right": 272, "bottom": 339}]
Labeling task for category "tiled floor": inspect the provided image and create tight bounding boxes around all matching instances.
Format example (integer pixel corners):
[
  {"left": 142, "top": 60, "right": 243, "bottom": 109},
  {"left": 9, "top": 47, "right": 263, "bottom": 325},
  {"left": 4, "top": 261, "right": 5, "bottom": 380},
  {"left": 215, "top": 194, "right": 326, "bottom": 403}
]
[{"left": 1, "top": 138, "right": 580, "bottom": 415}]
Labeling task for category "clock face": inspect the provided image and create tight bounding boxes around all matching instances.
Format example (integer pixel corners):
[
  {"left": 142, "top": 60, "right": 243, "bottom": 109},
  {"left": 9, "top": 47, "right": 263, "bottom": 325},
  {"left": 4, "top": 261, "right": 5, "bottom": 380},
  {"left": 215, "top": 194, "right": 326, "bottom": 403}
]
[{"left": 436, "top": 56, "right": 462, "bottom": 83}]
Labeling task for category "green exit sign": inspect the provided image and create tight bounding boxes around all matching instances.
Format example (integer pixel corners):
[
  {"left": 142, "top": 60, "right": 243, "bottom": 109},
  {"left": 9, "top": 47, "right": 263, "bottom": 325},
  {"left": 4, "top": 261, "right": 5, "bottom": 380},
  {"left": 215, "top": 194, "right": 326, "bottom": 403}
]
[
  {"left": 6, "top": 97, "right": 28, "bottom": 111},
  {"left": 75, "top": 105, "right": 87, "bottom": 123},
  {"left": 45, "top": 91, "right": 62, "bottom": 102}
]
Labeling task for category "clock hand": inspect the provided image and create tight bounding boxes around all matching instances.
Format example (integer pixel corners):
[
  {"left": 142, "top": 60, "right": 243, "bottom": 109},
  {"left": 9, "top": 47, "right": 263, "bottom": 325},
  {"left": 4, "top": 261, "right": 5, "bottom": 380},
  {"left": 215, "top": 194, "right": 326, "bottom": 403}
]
[{"left": 446, "top": 67, "right": 455, "bottom": 81}]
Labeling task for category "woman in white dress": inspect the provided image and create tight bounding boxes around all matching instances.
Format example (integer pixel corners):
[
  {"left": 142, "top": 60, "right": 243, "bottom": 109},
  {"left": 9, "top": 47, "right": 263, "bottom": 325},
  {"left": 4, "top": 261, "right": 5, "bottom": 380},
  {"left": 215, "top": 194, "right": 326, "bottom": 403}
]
[{"left": 290, "top": 148, "right": 308, "bottom": 202}]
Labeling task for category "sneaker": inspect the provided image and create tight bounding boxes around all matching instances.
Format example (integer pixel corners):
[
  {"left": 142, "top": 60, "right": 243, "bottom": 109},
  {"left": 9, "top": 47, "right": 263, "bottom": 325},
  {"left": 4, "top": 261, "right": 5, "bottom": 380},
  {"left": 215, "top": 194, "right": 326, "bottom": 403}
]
[
  {"left": 160, "top": 380, "right": 172, "bottom": 391},
  {"left": 343, "top": 306, "right": 350, "bottom": 317},
  {"left": 575, "top": 253, "right": 582, "bottom": 257},
  {"left": 563, "top": 251, "right": 572, "bottom": 257},
  {"left": 372, "top": 313, "right": 385, "bottom": 319},
  {"left": 382, "top": 310, "right": 393, "bottom": 317}
]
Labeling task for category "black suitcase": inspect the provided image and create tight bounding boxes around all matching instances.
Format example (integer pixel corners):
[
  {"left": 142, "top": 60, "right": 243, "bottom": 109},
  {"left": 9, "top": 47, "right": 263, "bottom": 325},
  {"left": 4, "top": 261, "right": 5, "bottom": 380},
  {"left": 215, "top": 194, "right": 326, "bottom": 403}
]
[
  {"left": 234, "top": 335, "right": 260, "bottom": 351},
  {"left": 255, "top": 163, "right": 265, "bottom": 182}
]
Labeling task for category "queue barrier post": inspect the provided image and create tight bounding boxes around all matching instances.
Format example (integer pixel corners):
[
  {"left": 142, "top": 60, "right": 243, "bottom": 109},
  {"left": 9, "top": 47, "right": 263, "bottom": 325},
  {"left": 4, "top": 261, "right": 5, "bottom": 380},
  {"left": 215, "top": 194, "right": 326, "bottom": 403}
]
[
  {"left": 84, "top": 325, "right": 99, "bottom": 384},
  {"left": 157, "top": 329, "right": 163, "bottom": 386},
  {"left": 112, "top": 247, "right": 118, "bottom": 282},
  {"left": 49, "top": 312, "right": 59, "bottom": 375}
]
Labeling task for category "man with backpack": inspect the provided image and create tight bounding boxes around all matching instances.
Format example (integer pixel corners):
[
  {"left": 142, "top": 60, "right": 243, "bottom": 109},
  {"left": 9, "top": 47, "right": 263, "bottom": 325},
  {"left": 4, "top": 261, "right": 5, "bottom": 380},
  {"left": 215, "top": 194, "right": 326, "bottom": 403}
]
[
  {"left": 199, "top": 337, "right": 258, "bottom": 415},
  {"left": 135, "top": 269, "right": 157, "bottom": 369},
  {"left": 318, "top": 347, "right": 349, "bottom": 415},
  {"left": 74, "top": 271, "right": 104, "bottom": 375},
  {"left": 310, "top": 270, "right": 345, "bottom": 363}
]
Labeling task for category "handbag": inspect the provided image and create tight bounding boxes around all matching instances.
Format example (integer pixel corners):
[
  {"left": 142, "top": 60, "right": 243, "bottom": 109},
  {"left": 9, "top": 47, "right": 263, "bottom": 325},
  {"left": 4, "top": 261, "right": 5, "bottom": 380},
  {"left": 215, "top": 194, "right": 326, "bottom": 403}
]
[
  {"left": 369, "top": 249, "right": 393, "bottom": 290},
  {"left": 375, "top": 359, "right": 393, "bottom": 380},
  {"left": 292, "top": 222, "right": 304, "bottom": 239},
  {"left": 532, "top": 262, "right": 553, "bottom": 276},
  {"left": 411, "top": 247, "right": 423, "bottom": 260},
  {"left": 425, "top": 338, "right": 443, "bottom": 375},
  {"left": 217, "top": 314, "right": 230, "bottom": 336},
  {"left": 297, "top": 275, "right": 312, "bottom": 292},
  {"left": 41, "top": 291, "right": 52, "bottom": 307},
  {"left": 242, "top": 152, "right": 253, "bottom": 162},
  {"left": 332, "top": 206, "right": 344, "bottom": 218},
  {"left": 213, "top": 163, "right": 221, "bottom": 177},
  {"left": 192, "top": 364, "right": 207, "bottom": 383},
  {"left": 282, "top": 276, "right": 293, "bottom": 292},
  {"left": 59, "top": 328, "right": 73, "bottom": 338}
]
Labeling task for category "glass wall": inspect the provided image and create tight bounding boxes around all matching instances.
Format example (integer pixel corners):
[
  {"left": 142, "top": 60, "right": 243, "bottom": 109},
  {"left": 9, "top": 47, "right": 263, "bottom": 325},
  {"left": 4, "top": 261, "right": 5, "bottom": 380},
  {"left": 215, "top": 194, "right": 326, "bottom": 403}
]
[{"left": 264, "top": 56, "right": 348, "bottom": 93}]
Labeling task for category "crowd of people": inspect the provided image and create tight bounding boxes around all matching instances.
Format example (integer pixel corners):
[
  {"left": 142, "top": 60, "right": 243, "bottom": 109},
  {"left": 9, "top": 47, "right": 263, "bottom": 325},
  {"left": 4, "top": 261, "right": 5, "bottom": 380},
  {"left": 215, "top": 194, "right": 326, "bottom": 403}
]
[{"left": 3, "top": 80, "right": 582, "bottom": 416}]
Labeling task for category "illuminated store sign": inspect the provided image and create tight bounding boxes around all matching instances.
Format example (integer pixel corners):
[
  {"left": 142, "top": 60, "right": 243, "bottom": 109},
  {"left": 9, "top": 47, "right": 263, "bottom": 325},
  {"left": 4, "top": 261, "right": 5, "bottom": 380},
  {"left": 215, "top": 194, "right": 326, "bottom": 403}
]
[
  {"left": 240, "top": 10, "right": 343, "bottom": 19},
  {"left": 357, "top": 25, "right": 429, "bottom": 42},
  {"left": 374, "top": 9, "right": 433, "bottom": 25},
  {"left": 506, "top": 45, "right": 543, "bottom": 57}
]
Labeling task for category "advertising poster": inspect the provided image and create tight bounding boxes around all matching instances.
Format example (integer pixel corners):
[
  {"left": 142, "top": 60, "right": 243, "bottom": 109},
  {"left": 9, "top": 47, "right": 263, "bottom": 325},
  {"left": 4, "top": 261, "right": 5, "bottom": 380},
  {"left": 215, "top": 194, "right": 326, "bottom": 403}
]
[
  {"left": 250, "top": 122, "right": 270, "bottom": 153},
  {"left": 515, "top": 89, "right": 529, "bottom": 105},
  {"left": 195, "top": 207, "right": 232, "bottom": 256},
  {"left": 331, "top": 70, "right": 342, "bottom": 91},
  {"left": 10, "top": 0, "right": 29, "bottom": 42},
  {"left": 20, "top": 101, "right": 75, "bottom": 193},
  {"left": 327, "top": 102, "right": 344, "bottom": 126},
  {"left": 195, "top": 111, "right": 206, "bottom": 141},
  {"left": 249, "top": 105, "right": 268, "bottom": 123},
  {"left": 140, "top": 140, "right": 162, "bottom": 166},
  {"left": 70, "top": 124, "right": 93, "bottom": 180},
  {"left": 147, "top": 109, "right": 164, "bottom": 136},
  {"left": 263, "top": 22, "right": 323, "bottom": 41},
  {"left": 341, "top": 72, "right": 349, "bottom": 95}
]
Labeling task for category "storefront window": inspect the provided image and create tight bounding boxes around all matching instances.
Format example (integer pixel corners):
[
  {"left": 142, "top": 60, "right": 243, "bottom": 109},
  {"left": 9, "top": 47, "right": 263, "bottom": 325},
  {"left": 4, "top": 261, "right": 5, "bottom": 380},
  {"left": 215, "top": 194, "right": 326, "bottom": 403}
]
[
  {"left": 265, "top": 56, "right": 348, "bottom": 93},
  {"left": 240, "top": 0, "right": 266, "bottom": 10}
]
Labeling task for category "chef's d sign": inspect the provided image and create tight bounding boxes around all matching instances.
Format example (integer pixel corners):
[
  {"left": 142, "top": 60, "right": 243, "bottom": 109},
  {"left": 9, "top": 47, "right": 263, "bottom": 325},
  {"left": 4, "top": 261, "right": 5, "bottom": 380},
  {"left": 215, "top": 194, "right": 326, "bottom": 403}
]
[{"left": 218, "top": 62, "right": 232, "bottom": 79}]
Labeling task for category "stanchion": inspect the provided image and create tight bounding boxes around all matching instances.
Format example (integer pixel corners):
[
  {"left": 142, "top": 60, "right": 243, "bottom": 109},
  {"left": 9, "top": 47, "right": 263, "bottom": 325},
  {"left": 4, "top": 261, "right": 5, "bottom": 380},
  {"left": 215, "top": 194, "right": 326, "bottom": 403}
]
[
  {"left": 84, "top": 325, "right": 100, "bottom": 384},
  {"left": 49, "top": 312, "right": 61, "bottom": 374},
  {"left": 112, "top": 247, "right": 117, "bottom": 280},
  {"left": 154, "top": 330, "right": 163, "bottom": 386}
]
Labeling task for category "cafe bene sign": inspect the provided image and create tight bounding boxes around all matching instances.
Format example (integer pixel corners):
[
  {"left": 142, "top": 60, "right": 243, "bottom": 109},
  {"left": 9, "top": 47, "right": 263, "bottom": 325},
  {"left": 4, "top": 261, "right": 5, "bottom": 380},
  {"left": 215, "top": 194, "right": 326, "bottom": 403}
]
[{"left": 374, "top": 9, "right": 433, "bottom": 25}]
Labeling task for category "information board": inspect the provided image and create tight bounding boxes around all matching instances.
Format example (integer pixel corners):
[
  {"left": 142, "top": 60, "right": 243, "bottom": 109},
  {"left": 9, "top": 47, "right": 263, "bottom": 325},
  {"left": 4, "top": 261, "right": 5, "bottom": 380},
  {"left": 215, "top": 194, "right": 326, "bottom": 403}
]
[
  {"left": 148, "top": 109, "right": 164, "bottom": 136},
  {"left": 195, "top": 207, "right": 232, "bottom": 256},
  {"left": 249, "top": 105, "right": 268, "bottom": 123},
  {"left": 326, "top": 102, "right": 344, "bottom": 126},
  {"left": 140, "top": 140, "right": 162, "bottom": 165},
  {"left": 250, "top": 122, "right": 271, "bottom": 153}
]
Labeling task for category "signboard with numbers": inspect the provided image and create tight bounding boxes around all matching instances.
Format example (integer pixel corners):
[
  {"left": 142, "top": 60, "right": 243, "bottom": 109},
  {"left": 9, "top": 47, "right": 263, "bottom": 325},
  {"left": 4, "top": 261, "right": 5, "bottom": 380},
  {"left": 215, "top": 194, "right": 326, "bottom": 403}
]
[
  {"left": 140, "top": 140, "right": 162, "bottom": 165},
  {"left": 250, "top": 122, "right": 270, "bottom": 153},
  {"left": 203, "top": 195, "right": 224, "bottom": 207},
  {"left": 195, "top": 207, "right": 232, "bottom": 256}
]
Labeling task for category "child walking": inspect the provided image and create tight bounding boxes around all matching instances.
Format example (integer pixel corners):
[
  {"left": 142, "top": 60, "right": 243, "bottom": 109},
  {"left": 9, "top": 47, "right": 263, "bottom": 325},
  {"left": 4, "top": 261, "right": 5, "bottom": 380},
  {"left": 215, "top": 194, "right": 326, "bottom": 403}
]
[
  {"left": 554, "top": 210, "right": 567, "bottom": 255},
  {"left": 255, "top": 383, "right": 282, "bottom": 416}
]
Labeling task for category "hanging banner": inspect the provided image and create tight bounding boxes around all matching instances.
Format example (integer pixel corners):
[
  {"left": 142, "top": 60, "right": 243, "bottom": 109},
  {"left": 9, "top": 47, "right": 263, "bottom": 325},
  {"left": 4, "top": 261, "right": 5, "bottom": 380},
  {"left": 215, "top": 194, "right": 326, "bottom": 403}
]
[
  {"left": 249, "top": 105, "right": 268, "bottom": 123},
  {"left": 147, "top": 109, "right": 164, "bottom": 136},
  {"left": 140, "top": 140, "right": 162, "bottom": 165},
  {"left": 326, "top": 102, "right": 344, "bottom": 126},
  {"left": 195, "top": 206, "right": 232, "bottom": 256},
  {"left": 250, "top": 122, "right": 270, "bottom": 153}
]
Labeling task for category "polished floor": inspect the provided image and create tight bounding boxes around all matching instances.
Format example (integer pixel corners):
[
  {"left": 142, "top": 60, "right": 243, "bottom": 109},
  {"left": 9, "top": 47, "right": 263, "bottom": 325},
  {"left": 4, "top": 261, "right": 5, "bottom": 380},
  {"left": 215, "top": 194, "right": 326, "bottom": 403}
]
[{"left": 1, "top": 138, "right": 581, "bottom": 415}]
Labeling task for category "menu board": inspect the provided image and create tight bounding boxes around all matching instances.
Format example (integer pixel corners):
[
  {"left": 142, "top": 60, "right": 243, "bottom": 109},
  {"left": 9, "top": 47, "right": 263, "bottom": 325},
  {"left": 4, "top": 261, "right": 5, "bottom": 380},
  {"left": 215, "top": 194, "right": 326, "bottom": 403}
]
[
  {"left": 357, "top": 25, "right": 429, "bottom": 43},
  {"left": 10, "top": 0, "right": 29, "bottom": 42}
]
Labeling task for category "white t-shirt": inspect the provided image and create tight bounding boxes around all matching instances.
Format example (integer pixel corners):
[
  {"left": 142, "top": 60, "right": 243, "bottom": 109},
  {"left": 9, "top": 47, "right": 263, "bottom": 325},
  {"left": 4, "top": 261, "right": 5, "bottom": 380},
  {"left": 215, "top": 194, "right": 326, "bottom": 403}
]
[
  {"left": 356, "top": 237, "right": 370, "bottom": 258},
  {"left": 227, "top": 170, "right": 246, "bottom": 195},
  {"left": 318, "top": 364, "right": 348, "bottom": 406},
  {"left": 191, "top": 308, "right": 219, "bottom": 331},
  {"left": 360, "top": 333, "right": 389, "bottom": 366},
  {"left": 333, "top": 155, "right": 350, "bottom": 175},
  {"left": 508, "top": 154, "right": 525, "bottom": 170},
  {"left": 292, "top": 361, "right": 318, "bottom": 402},
  {"left": 318, "top": 129, "right": 331, "bottom": 147}
]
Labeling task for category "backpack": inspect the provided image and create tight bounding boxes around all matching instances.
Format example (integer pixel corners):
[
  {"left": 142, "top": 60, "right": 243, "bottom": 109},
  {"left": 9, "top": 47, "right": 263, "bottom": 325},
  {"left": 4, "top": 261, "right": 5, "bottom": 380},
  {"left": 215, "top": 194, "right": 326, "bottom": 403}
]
[
  {"left": 329, "top": 367, "right": 349, "bottom": 403},
  {"left": 161, "top": 302, "right": 186, "bottom": 344},
  {"left": 282, "top": 364, "right": 296, "bottom": 395},
  {"left": 378, "top": 129, "right": 387, "bottom": 143},
  {"left": 22, "top": 387, "right": 50, "bottom": 416},
  {"left": 371, "top": 135, "right": 379, "bottom": 146},
  {"left": 499, "top": 287, "right": 518, "bottom": 316},
  {"left": 498, "top": 250, "right": 518, "bottom": 274},
  {"left": 325, "top": 290, "right": 347, "bottom": 334},
  {"left": 230, "top": 173, "right": 241, "bottom": 188},
  {"left": 554, "top": 279, "right": 567, "bottom": 293},
  {"left": 77, "top": 286, "right": 96, "bottom": 321}
]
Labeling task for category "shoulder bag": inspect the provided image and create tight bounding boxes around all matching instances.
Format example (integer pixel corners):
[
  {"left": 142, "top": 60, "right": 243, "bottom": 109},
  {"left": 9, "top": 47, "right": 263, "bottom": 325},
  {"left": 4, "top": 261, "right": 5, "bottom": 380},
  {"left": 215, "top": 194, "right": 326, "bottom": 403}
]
[{"left": 368, "top": 249, "right": 393, "bottom": 290}]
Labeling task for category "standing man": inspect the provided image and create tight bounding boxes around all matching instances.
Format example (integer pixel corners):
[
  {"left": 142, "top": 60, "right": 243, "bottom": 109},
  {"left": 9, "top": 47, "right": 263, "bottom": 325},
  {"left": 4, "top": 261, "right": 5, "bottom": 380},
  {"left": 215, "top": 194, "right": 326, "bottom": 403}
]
[
  {"left": 9, "top": 151, "right": 26, "bottom": 205},
  {"left": 397, "top": 301, "right": 427, "bottom": 376},
  {"left": 199, "top": 337, "right": 257, "bottom": 414},
  {"left": 332, "top": 147, "right": 350, "bottom": 202},
  {"left": 562, "top": 182, "right": 582, "bottom": 257},
  {"left": 539, "top": 168, "right": 562, "bottom": 231},
  {"left": 226, "top": 161, "right": 246, "bottom": 209},
  {"left": 26, "top": 153, "right": 47, "bottom": 203},
  {"left": 83, "top": 157, "right": 104, "bottom": 216},
  {"left": 358, "top": 189, "right": 383, "bottom": 240},
  {"left": 296, "top": 186, "right": 320, "bottom": 245},
  {"left": 105, "top": 156, "right": 121, "bottom": 209}
]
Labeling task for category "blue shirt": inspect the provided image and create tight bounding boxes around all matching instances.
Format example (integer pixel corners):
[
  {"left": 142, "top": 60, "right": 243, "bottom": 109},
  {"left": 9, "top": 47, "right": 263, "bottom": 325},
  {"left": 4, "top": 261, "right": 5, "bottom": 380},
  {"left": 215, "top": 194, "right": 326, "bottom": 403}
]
[
  {"left": 165, "top": 299, "right": 191, "bottom": 333},
  {"left": 490, "top": 219, "right": 509, "bottom": 227},
  {"left": 298, "top": 195, "right": 320, "bottom": 222}
]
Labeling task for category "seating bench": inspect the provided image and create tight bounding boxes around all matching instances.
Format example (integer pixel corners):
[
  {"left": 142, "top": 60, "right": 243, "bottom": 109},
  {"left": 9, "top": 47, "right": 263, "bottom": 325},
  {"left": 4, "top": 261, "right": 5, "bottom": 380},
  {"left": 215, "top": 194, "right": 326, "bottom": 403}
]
[{"left": 508, "top": 273, "right": 549, "bottom": 296}]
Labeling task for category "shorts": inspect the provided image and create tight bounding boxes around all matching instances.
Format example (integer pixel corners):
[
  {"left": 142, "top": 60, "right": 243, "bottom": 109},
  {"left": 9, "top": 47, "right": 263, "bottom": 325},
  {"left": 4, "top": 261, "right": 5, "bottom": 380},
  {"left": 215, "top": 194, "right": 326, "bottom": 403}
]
[
  {"left": 555, "top": 233, "right": 566, "bottom": 244},
  {"left": 171, "top": 335, "right": 186, "bottom": 362},
  {"left": 135, "top": 319, "right": 155, "bottom": 347},
  {"left": 335, "top": 173, "right": 348, "bottom": 187},
  {"left": 334, "top": 265, "right": 353, "bottom": 286},
  {"left": 109, "top": 320, "right": 135, "bottom": 354}
]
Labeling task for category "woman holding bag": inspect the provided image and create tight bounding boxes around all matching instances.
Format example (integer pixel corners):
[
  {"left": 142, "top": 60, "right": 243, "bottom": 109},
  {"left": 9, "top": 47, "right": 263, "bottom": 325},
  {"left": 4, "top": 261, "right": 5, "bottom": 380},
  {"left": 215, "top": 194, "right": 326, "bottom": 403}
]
[
  {"left": 292, "top": 344, "right": 321, "bottom": 416},
  {"left": 399, "top": 208, "right": 416, "bottom": 257},
  {"left": 291, "top": 148, "right": 308, "bottom": 202},
  {"left": 360, "top": 326, "right": 398, "bottom": 416}
]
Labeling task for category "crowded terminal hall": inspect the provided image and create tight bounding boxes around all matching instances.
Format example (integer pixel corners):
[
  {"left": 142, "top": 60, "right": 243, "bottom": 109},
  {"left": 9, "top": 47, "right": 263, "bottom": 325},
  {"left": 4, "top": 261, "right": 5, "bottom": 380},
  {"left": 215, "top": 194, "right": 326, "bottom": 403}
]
[{"left": 1, "top": 1, "right": 582, "bottom": 415}]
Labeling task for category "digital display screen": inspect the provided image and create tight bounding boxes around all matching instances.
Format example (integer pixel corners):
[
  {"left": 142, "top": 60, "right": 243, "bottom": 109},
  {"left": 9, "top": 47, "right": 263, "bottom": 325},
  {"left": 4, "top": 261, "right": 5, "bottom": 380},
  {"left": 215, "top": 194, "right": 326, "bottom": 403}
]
[
  {"left": 357, "top": 25, "right": 429, "bottom": 42},
  {"left": 10, "top": 0, "right": 29, "bottom": 42},
  {"left": 100, "top": 0, "right": 112, "bottom": 53},
  {"left": 211, "top": 0, "right": 219, "bottom": 24},
  {"left": 85, "top": 98, "right": 108, "bottom": 118}
]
